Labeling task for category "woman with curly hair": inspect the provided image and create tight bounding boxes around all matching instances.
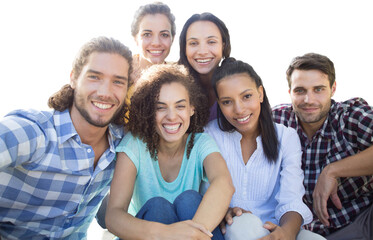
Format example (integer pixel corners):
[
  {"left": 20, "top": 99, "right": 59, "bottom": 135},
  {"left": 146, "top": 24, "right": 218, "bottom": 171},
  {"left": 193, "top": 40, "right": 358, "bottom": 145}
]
[{"left": 105, "top": 63, "right": 234, "bottom": 239}]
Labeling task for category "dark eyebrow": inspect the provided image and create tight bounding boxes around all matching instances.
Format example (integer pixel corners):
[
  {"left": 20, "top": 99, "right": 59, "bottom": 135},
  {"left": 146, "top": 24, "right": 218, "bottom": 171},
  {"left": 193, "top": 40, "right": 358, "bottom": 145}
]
[
  {"left": 219, "top": 89, "right": 253, "bottom": 100},
  {"left": 86, "top": 69, "right": 101, "bottom": 75},
  {"left": 86, "top": 69, "right": 128, "bottom": 81},
  {"left": 176, "top": 99, "right": 186, "bottom": 104},
  {"left": 314, "top": 85, "right": 327, "bottom": 88},
  {"left": 240, "top": 89, "right": 253, "bottom": 95},
  {"left": 157, "top": 99, "right": 186, "bottom": 105},
  {"left": 293, "top": 86, "right": 305, "bottom": 90},
  {"left": 187, "top": 35, "right": 219, "bottom": 42},
  {"left": 207, "top": 35, "right": 219, "bottom": 39}
]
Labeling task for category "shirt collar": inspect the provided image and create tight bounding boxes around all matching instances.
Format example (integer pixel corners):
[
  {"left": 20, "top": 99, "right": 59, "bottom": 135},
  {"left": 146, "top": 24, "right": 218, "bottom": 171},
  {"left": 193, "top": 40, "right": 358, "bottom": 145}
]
[
  {"left": 54, "top": 109, "right": 79, "bottom": 144},
  {"left": 54, "top": 109, "right": 124, "bottom": 146}
]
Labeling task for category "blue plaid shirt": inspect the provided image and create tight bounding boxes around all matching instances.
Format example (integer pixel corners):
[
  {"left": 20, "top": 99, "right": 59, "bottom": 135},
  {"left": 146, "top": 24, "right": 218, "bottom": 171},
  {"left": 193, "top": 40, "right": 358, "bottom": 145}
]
[{"left": 0, "top": 109, "right": 124, "bottom": 240}]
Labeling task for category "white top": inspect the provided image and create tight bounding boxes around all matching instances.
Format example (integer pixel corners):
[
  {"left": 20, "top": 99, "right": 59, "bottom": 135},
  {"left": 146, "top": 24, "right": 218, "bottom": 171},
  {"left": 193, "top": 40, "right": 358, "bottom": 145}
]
[{"left": 204, "top": 120, "right": 312, "bottom": 225}]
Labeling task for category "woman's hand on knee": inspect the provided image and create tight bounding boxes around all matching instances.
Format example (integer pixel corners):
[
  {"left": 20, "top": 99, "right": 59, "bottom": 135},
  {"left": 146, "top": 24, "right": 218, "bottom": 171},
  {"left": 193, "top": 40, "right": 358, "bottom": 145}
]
[{"left": 219, "top": 207, "right": 251, "bottom": 234}]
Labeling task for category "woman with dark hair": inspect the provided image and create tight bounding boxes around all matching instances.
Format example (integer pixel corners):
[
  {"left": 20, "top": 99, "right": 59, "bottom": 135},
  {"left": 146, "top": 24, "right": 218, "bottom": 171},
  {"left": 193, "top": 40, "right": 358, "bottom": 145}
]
[
  {"left": 105, "top": 63, "right": 234, "bottom": 239},
  {"left": 178, "top": 12, "right": 231, "bottom": 121},
  {"left": 204, "top": 58, "right": 325, "bottom": 240}
]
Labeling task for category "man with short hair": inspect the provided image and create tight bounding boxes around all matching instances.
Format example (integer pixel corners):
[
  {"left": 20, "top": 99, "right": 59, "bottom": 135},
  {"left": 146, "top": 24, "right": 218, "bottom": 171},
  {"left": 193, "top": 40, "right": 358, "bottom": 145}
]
[
  {"left": 272, "top": 53, "right": 373, "bottom": 239},
  {"left": 0, "top": 36, "right": 132, "bottom": 239}
]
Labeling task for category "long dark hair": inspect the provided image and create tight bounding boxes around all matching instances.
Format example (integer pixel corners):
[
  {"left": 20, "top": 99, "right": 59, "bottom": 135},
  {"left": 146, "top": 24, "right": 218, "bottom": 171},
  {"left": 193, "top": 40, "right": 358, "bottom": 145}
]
[
  {"left": 178, "top": 12, "right": 231, "bottom": 82},
  {"left": 212, "top": 58, "right": 279, "bottom": 162}
]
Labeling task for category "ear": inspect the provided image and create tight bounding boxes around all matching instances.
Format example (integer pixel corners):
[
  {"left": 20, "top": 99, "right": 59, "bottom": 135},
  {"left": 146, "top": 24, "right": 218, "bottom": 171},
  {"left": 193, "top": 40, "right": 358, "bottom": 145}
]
[
  {"left": 70, "top": 70, "right": 77, "bottom": 89},
  {"left": 331, "top": 81, "right": 337, "bottom": 97},
  {"left": 258, "top": 86, "right": 264, "bottom": 103},
  {"left": 190, "top": 106, "right": 195, "bottom": 117}
]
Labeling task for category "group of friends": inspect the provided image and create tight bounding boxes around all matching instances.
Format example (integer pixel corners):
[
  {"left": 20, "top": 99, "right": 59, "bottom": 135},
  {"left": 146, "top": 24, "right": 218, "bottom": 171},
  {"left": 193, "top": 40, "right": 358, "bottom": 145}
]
[{"left": 1, "top": 2, "right": 372, "bottom": 240}]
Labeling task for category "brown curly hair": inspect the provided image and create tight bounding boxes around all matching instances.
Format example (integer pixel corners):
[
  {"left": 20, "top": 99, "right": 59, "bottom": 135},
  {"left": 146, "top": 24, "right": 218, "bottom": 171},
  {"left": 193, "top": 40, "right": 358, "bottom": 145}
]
[
  {"left": 48, "top": 36, "right": 133, "bottom": 125},
  {"left": 128, "top": 63, "right": 209, "bottom": 160}
]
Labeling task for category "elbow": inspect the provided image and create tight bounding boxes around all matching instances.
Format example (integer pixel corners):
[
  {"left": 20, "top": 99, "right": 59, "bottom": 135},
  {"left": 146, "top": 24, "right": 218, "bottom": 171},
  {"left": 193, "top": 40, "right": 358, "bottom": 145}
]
[{"left": 105, "top": 209, "right": 115, "bottom": 233}]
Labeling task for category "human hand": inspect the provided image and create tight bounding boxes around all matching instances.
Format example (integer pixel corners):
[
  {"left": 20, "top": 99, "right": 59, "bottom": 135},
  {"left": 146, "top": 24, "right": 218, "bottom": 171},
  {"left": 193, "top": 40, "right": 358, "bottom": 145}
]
[
  {"left": 220, "top": 207, "right": 251, "bottom": 234},
  {"left": 164, "top": 220, "right": 212, "bottom": 240},
  {"left": 258, "top": 221, "right": 294, "bottom": 240},
  {"left": 312, "top": 165, "right": 342, "bottom": 226}
]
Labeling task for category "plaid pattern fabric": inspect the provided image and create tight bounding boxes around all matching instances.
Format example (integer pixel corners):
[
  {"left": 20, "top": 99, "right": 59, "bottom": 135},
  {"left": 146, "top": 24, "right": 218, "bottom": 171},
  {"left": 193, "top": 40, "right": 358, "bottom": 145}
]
[
  {"left": 0, "top": 109, "right": 123, "bottom": 240},
  {"left": 272, "top": 98, "right": 373, "bottom": 236}
]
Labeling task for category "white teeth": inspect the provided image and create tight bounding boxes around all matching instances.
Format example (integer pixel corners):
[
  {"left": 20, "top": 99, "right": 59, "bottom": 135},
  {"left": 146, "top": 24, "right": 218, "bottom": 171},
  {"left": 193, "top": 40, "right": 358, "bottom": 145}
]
[
  {"left": 163, "top": 124, "right": 180, "bottom": 131},
  {"left": 196, "top": 58, "right": 212, "bottom": 63},
  {"left": 150, "top": 50, "right": 162, "bottom": 54},
  {"left": 237, "top": 115, "right": 250, "bottom": 122},
  {"left": 93, "top": 102, "right": 112, "bottom": 109}
]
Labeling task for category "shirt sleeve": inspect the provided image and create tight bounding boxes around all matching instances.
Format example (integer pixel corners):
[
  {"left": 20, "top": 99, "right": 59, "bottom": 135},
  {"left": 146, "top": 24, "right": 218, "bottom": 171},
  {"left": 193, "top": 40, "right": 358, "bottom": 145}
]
[
  {"left": 0, "top": 114, "right": 46, "bottom": 170},
  {"left": 274, "top": 126, "right": 313, "bottom": 225},
  {"left": 115, "top": 132, "right": 142, "bottom": 172},
  {"left": 194, "top": 133, "right": 221, "bottom": 183},
  {"left": 196, "top": 133, "right": 220, "bottom": 163},
  {"left": 343, "top": 98, "right": 373, "bottom": 150}
]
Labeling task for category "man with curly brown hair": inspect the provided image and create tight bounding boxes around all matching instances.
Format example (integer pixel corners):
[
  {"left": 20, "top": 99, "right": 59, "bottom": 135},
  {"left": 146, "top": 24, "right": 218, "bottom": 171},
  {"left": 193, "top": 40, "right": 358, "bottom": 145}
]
[{"left": 0, "top": 36, "right": 132, "bottom": 240}]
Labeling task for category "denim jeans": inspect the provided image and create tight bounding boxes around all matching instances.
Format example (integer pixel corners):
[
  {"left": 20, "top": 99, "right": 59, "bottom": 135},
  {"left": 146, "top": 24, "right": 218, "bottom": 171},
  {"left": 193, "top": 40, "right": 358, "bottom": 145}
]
[{"left": 136, "top": 190, "right": 224, "bottom": 240}]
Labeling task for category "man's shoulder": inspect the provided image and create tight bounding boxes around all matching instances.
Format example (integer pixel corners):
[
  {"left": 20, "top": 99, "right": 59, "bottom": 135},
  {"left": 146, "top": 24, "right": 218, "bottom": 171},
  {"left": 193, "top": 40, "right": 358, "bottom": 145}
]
[
  {"left": 5, "top": 109, "right": 54, "bottom": 124},
  {"left": 336, "top": 97, "right": 372, "bottom": 111},
  {"left": 331, "top": 97, "right": 373, "bottom": 120},
  {"left": 2, "top": 109, "right": 57, "bottom": 131}
]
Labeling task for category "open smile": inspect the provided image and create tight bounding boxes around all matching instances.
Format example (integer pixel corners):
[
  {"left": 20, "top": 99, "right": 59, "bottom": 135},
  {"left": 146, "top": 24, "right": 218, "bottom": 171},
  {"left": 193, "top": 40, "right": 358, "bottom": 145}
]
[
  {"left": 148, "top": 50, "right": 164, "bottom": 56},
  {"left": 235, "top": 114, "right": 252, "bottom": 123},
  {"left": 163, "top": 123, "right": 181, "bottom": 133},
  {"left": 195, "top": 58, "right": 213, "bottom": 64},
  {"left": 92, "top": 101, "right": 114, "bottom": 110}
]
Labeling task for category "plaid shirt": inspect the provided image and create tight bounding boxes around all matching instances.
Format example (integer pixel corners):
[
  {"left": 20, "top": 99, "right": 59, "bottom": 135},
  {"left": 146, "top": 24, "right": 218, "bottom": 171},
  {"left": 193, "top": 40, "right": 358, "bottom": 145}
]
[
  {"left": 0, "top": 109, "right": 124, "bottom": 240},
  {"left": 272, "top": 98, "right": 373, "bottom": 236}
]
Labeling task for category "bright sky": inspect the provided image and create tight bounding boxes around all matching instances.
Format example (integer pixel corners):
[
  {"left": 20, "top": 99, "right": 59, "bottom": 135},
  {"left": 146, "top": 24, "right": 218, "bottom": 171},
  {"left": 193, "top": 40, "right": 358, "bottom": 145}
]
[{"left": 1, "top": 0, "right": 372, "bottom": 118}]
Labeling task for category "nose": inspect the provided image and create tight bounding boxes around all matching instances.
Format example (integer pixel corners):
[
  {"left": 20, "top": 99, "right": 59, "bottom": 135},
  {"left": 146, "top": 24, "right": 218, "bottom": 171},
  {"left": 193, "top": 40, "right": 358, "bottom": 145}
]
[
  {"left": 166, "top": 107, "right": 177, "bottom": 120},
  {"left": 304, "top": 92, "right": 314, "bottom": 103},
  {"left": 96, "top": 79, "right": 112, "bottom": 100},
  {"left": 197, "top": 42, "right": 208, "bottom": 55},
  {"left": 151, "top": 36, "right": 161, "bottom": 46},
  {"left": 234, "top": 100, "right": 244, "bottom": 114}
]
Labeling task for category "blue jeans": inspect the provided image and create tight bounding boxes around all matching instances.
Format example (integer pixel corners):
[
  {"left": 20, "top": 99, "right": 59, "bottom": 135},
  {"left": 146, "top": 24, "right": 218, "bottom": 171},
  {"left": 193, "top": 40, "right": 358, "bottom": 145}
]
[{"left": 136, "top": 190, "right": 224, "bottom": 240}]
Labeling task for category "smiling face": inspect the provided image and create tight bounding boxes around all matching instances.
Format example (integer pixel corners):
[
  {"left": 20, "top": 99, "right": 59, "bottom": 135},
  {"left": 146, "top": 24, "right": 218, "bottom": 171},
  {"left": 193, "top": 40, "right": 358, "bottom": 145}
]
[
  {"left": 217, "top": 73, "right": 263, "bottom": 136},
  {"left": 289, "top": 69, "right": 336, "bottom": 131},
  {"left": 70, "top": 52, "right": 129, "bottom": 128},
  {"left": 186, "top": 20, "right": 223, "bottom": 77},
  {"left": 135, "top": 13, "right": 173, "bottom": 65},
  {"left": 155, "top": 82, "right": 195, "bottom": 145}
]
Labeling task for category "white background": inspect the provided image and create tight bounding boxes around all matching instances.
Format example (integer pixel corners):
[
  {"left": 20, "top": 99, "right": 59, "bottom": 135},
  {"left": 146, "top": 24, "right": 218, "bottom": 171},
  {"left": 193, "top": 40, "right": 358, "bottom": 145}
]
[
  {"left": 1, "top": 0, "right": 372, "bottom": 118},
  {"left": 1, "top": 0, "right": 372, "bottom": 238}
]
